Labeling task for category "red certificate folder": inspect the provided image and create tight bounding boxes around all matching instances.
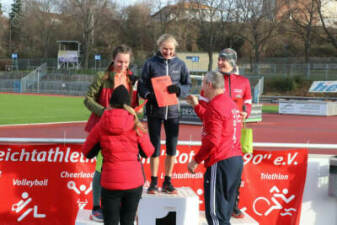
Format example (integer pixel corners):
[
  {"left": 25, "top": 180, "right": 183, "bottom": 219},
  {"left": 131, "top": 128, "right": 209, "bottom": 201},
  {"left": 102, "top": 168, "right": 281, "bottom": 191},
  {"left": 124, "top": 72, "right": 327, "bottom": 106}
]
[{"left": 151, "top": 76, "right": 178, "bottom": 107}]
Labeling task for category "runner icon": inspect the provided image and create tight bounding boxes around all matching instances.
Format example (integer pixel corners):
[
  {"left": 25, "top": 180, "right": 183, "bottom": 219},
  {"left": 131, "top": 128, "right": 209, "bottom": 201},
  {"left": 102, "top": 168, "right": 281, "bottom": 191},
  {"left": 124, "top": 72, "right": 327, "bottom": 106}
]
[{"left": 11, "top": 192, "right": 46, "bottom": 222}]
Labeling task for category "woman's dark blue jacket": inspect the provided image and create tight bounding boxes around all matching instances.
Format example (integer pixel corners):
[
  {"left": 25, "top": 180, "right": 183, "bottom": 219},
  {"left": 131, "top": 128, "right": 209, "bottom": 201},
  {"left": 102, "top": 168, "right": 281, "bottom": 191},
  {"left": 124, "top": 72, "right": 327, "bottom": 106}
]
[{"left": 137, "top": 52, "right": 191, "bottom": 119}]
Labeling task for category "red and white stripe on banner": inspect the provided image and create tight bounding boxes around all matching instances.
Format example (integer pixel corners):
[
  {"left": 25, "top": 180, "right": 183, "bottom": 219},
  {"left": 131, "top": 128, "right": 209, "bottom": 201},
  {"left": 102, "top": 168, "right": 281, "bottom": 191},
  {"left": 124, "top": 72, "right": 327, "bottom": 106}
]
[{"left": 0, "top": 144, "right": 307, "bottom": 225}]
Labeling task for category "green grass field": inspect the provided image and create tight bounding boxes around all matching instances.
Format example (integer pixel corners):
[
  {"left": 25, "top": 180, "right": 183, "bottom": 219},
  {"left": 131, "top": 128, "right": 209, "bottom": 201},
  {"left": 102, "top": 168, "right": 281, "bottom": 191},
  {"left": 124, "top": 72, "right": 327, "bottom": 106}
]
[
  {"left": 0, "top": 93, "right": 91, "bottom": 125},
  {"left": 262, "top": 104, "right": 278, "bottom": 113},
  {"left": 0, "top": 93, "right": 278, "bottom": 125}
]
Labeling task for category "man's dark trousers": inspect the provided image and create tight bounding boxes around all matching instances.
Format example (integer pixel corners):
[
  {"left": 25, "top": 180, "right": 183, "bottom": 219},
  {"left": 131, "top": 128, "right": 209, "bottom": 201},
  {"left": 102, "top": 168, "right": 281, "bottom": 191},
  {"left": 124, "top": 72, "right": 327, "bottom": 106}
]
[{"left": 204, "top": 156, "right": 243, "bottom": 225}]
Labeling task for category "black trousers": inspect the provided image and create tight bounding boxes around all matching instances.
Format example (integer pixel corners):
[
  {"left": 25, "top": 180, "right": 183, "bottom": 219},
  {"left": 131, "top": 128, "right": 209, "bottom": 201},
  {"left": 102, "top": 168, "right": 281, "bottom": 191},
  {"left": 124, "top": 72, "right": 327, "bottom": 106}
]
[
  {"left": 147, "top": 116, "right": 179, "bottom": 157},
  {"left": 101, "top": 186, "right": 143, "bottom": 225},
  {"left": 204, "top": 156, "right": 243, "bottom": 225}
]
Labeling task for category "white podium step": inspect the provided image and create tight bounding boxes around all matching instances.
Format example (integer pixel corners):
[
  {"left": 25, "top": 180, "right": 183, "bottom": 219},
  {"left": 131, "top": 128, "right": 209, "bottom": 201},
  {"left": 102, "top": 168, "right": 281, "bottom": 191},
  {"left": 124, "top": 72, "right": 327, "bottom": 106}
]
[
  {"left": 75, "top": 209, "right": 102, "bottom": 225},
  {"left": 138, "top": 187, "right": 199, "bottom": 225},
  {"left": 199, "top": 211, "right": 259, "bottom": 225},
  {"left": 75, "top": 209, "right": 258, "bottom": 225},
  {"left": 75, "top": 209, "right": 135, "bottom": 225},
  {"left": 75, "top": 186, "right": 258, "bottom": 225}
]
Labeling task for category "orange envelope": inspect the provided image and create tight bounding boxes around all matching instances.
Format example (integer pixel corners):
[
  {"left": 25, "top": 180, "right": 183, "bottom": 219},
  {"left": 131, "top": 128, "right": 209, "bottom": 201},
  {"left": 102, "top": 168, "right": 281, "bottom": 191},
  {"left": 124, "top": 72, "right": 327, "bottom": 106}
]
[{"left": 151, "top": 76, "right": 178, "bottom": 107}]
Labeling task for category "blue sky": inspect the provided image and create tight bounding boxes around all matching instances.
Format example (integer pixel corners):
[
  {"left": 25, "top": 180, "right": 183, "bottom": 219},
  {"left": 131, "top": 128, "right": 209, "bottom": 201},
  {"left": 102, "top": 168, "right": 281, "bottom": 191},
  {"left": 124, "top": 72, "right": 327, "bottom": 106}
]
[
  {"left": 1, "top": 0, "right": 13, "bottom": 15},
  {"left": 1, "top": 0, "right": 168, "bottom": 16}
]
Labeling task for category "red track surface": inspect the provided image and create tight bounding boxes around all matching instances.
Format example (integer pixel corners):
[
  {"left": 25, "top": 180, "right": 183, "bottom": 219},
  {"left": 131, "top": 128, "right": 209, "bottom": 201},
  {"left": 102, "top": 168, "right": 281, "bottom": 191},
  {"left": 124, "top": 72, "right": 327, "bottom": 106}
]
[{"left": 0, "top": 113, "right": 336, "bottom": 154}]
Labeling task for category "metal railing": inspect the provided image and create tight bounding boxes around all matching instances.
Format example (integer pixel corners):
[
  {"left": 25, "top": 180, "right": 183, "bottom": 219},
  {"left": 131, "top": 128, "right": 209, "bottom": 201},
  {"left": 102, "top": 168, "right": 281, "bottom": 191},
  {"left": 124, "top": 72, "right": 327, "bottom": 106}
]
[
  {"left": 20, "top": 63, "right": 47, "bottom": 93},
  {"left": 0, "top": 138, "right": 336, "bottom": 152},
  {"left": 260, "top": 95, "right": 337, "bottom": 103}
]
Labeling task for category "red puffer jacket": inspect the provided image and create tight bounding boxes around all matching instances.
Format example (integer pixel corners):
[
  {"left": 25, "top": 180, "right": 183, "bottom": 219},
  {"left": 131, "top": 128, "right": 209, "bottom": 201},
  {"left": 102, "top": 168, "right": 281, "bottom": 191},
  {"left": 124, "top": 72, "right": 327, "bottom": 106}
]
[
  {"left": 194, "top": 93, "right": 242, "bottom": 168},
  {"left": 82, "top": 108, "right": 154, "bottom": 190}
]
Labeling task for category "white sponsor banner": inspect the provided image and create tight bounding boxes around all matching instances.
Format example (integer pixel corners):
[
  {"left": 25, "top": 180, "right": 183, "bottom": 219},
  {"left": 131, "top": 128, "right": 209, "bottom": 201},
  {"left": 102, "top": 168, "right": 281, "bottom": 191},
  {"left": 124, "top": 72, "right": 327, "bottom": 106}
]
[
  {"left": 279, "top": 101, "right": 328, "bottom": 116},
  {"left": 309, "top": 81, "right": 337, "bottom": 93}
]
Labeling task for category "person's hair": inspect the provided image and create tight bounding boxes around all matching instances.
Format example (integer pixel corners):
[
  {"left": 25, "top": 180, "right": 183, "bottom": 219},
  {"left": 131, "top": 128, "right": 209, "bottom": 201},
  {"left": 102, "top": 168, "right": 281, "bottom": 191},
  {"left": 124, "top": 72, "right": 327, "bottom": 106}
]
[
  {"left": 204, "top": 71, "right": 224, "bottom": 89},
  {"left": 123, "top": 104, "right": 146, "bottom": 135},
  {"left": 112, "top": 44, "right": 132, "bottom": 60},
  {"left": 109, "top": 85, "right": 131, "bottom": 108},
  {"left": 233, "top": 65, "right": 239, "bottom": 74},
  {"left": 104, "top": 44, "right": 132, "bottom": 80},
  {"left": 156, "top": 34, "right": 179, "bottom": 48}
]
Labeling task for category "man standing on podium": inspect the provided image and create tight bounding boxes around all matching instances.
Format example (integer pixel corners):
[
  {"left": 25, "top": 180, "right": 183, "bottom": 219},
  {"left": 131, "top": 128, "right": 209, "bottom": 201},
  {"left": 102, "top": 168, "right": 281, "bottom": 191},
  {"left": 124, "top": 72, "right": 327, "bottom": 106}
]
[
  {"left": 217, "top": 48, "right": 252, "bottom": 219},
  {"left": 187, "top": 71, "right": 243, "bottom": 225}
]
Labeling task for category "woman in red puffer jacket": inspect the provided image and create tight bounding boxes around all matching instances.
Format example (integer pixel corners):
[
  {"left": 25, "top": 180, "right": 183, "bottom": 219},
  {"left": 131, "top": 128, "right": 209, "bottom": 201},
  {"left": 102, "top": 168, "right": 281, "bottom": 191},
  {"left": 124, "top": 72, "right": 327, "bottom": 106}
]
[
  {"left": 84, "top": 45, "right": 139, "bottom": 222},
  {"left": 82, "top": 85, "right": 154, "bottom": 225}
]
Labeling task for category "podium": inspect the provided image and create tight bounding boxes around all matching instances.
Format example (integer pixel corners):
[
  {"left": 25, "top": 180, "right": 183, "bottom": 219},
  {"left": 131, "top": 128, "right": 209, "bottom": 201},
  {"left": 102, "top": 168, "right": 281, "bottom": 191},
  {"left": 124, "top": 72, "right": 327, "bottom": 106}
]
[
  {"left": 199, "top": 211, "right": 259, "bottom": 225},
  {"left": 138, "top": 187, "right": 199, "bottom": 225},
  {"left": 75, "top": 209, "right": 102, "bottom": 225},
  {"left": 75, "top": 187, "right": 258, "bottom": 225}
]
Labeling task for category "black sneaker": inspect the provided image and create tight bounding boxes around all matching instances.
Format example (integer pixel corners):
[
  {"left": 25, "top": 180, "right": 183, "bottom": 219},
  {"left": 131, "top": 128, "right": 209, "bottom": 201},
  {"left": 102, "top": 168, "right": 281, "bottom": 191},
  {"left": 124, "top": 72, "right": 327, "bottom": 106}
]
[
  {"left": 90, "top": 208, "right": 104, "bottom": 222},
  {"left": 147, "top": 182, "right": 158, "bottom": 194},
  {"left": 162, "top": 182, "right": 177, "bottom": 194},
  {"left": 232, "top": 207, "right": 244, "bottom": 219}
]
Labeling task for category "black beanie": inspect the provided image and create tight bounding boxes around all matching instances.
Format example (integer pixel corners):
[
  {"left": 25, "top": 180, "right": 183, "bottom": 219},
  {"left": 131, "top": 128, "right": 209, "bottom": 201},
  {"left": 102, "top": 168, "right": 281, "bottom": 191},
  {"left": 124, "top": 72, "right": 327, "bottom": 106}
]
[{"left": 109, "top": 85, "right": 130, "bottom": 108}]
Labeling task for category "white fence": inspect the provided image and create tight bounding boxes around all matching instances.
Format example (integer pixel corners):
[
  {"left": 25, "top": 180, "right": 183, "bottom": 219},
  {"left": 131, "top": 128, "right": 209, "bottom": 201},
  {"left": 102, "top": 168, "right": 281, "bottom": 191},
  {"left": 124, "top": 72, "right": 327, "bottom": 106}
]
[{"left": 20, "top": 63, "right": 47, "bottom": 93}]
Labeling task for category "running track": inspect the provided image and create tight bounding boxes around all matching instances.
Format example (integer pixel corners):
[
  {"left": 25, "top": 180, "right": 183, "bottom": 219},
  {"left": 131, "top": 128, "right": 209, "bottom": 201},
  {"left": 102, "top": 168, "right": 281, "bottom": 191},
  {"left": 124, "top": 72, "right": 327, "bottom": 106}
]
[{"left": 0, "top": 113, "right": 336, "bottom": 154}]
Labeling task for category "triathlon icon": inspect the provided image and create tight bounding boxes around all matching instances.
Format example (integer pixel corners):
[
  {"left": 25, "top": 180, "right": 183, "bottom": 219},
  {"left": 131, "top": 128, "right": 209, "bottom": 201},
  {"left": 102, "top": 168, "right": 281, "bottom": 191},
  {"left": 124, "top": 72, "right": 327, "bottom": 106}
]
[
  {"left": 67, "top": 180, "right": 92, "bottom": 195},
  {"left": 11, "top": 192, "right": 46, "bottom": 222},
  {"left": 253, "top": 186, "right": 296, "bottom": 216}
]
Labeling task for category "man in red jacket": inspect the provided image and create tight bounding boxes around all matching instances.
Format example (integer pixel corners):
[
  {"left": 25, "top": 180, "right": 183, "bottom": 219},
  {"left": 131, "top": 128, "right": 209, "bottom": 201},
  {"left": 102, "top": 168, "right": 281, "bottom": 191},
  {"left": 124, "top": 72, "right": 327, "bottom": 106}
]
[
  {"left": 218, "top": 48, "right": 252, "bottom": 218},
  {"left": 218, "top": 48, "right": 252, "bottom": 119},
  {"left": 187, "top": 71, "right": 243, "bottom": 225}
]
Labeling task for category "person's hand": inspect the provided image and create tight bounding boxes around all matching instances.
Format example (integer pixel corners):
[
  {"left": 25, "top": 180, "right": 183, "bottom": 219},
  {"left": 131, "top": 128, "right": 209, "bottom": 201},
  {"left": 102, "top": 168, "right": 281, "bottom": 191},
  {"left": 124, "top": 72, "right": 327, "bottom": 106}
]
[
  {"left": 186, "top": 95, "right": 199, "bottom": 107},
  {"left": 241, "top": 111, "right": 248, "bottom": 120},
  {"left": 188, "top": 160, "right": 198, "bottom": 174},
  {"left": 146, "top": 93, "right": 158, "bottom": 107},
  {"left": 128, "top": 75, "right": 139, "bottom": 85},
  {"left": 167, "top": 84, "right": 181, "bottom": 97}
]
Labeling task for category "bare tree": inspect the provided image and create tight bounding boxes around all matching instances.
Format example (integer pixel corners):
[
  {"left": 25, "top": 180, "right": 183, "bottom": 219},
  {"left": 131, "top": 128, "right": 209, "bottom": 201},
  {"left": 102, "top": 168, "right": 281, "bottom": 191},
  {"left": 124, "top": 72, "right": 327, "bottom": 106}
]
[
  {"left": 187, "top": 0, "right": 230, "bottom": 71},
  {"left": 60, "top": 0, "right": 109, "bottom": 69},
  {"left": 90, "top": 1, "right": 120, "bottom": 60},
  {"left": 234, "top": 0, "right": 282, "bottom": 71},
  {"left": 151, "top": 0, "right": 176, "bottom": 34},
  {"left": 315, "top": 0, "right": 337, "bottom": 49},
  {"left": 285, "top": 0, "right": 320, "bottom": 63},
  {"left": 0, "top": 7, "right": 7, "bottom": 57},
  {"left": 120, "top": 3, "right": 154, "bottom": 52},
  {"left": 21, "top": 0, "right": 58, "bottom": 58}
]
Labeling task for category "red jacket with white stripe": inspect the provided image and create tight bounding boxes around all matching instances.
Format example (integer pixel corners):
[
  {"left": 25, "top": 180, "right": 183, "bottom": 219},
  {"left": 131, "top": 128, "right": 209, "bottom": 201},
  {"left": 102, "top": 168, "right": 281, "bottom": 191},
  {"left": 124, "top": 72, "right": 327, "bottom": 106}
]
[
  {"left": 194, "top": 93, "right": 242, "bottom": 168},
  {"left": 199, "top": 73, "right": 252, "bottom": 117},
  {"left": 82, "top": 109, "right": 154, "bottom": 190},
  {"left": 224, "top": 73, "right": 252, "bottom": 117}
]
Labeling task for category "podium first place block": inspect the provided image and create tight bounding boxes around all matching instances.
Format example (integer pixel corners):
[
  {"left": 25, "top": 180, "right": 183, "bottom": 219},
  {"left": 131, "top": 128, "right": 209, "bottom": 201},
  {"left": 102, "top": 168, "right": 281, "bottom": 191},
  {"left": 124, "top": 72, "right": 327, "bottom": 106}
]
[{"left": 138, "top": 187, "right": 200, "bottom": 225}]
